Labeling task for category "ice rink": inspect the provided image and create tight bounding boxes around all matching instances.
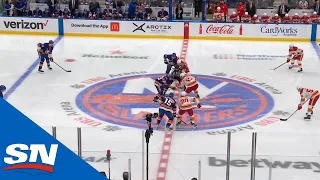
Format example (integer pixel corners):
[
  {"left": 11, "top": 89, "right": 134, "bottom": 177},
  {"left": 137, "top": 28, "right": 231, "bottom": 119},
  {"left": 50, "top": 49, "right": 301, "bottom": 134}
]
[{"left": 2, "top": 35, "right": 320, "bottom": 180}]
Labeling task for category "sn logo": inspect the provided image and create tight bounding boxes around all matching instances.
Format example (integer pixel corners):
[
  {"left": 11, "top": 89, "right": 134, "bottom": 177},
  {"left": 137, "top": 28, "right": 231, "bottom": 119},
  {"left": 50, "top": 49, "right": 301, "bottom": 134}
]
[{"left": 3, "top": 144, "right": 58, "bottom": 173}]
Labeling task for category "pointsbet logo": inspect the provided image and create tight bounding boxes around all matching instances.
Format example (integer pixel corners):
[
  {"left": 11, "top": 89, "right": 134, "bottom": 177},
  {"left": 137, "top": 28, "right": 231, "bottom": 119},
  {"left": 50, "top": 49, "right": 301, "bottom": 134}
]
[
  {"left": 3, "top": 144, "right": 58, "bottom": 173},
  {"left": 3, "top": 19, "right": 49, "bottom": 30}
]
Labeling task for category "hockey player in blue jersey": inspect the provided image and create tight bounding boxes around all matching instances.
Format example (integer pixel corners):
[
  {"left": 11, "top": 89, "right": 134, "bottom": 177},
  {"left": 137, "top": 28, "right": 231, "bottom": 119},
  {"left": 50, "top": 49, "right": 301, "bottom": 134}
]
[
  {"left": 37, "top": 40, "right": 54, "bottom": 73},
  {"left": 164, "top": 53, "right": 179, "bottom": 76},
  {"left": 156, "top": 93, "right": 177, "bottom": 131},
  {"left": 154, "top": 75, "right": 173, "bottom": 102},
  {"left": 0, "top": 85, "right": 6, "bottom": 98}
]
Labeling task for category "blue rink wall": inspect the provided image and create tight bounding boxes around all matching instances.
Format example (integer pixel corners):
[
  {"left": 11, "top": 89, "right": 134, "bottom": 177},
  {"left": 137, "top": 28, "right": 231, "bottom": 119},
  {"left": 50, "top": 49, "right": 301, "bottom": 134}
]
[{"left": 0, "top": 16, "right": 320, "bottom": 41}]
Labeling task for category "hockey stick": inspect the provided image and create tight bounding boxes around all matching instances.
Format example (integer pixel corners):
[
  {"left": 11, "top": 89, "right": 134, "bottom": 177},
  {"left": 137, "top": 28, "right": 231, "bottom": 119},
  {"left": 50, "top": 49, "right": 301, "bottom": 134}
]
[
  {"left": 280, "top": 97, "right": 310, "bottom": 121},
  {"left": 53, "top": 61, "right": 72, "bottom": 72},
  {"left": 271, "top": 62, "right": 287, "bottom": 70}
]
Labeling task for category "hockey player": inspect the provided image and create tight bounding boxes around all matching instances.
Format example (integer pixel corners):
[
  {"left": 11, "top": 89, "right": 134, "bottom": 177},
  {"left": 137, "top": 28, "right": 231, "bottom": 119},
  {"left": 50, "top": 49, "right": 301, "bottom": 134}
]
[
  {"left": 156, "top": 92, "right": 177, "bottom": 131},
  {"left": 291, "top": 13, "right": 300, "bottom": 23},
  {"left": 176, "top": 92, "right": 201, "bottom": 129},
  {"left": 261, "top": 13, "right": 270, "bottom": 23},
  {"left": 282, "top": 14, "right": 291, "bottom": 23},
  {"left": 0, "top": 85, "right": 6, "bottom": 98},
  {"left": 164, "top": 53, "right": 179, "bottom": 75},
  {"left": 180, "top": 73, "right": 200, "bottom": 99},
  {"left": 271, "top": 14, "right": 281, "bottom": 24},
  {"left": 297, "top": 87, "right": 319, "bottom": 120},
  {"left": 230, "top": 12, "right": 239, "bottom": 22},
  {"left": 241, "top": 12, "right": 251, "bottom": 22},
  {"left": 33, "top": 7, "right": 42, "bottom": 17},
  {"left": 37, "top": 40, "right": 54, "bottom": 73},
  {"left": 177, "top": 59, "right": 190, "bottom": 75},
  {"left": 213, "top": 7, "right": 224, "bottom": 22},
  {"left": 251, "top": 14, "right": 259, "bottom": 24},
  {"left": 310, "top": 12, "right": 320, "bottom": 23},
  {"left": 287, "top": 44, "right": 304, "bottom": 72},
  {"left": 154, "top": 75, "right": 173, "bottom": 102},
  {"left": 300, "top": 13, "right": 310, "bottom": 24}
]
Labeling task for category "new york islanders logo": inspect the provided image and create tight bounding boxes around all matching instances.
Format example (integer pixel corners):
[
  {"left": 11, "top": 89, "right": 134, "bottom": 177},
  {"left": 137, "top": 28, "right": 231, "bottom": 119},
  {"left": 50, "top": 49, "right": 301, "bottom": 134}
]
[{"left": 76, "top": 74, "right": 274, "bottom": 131}]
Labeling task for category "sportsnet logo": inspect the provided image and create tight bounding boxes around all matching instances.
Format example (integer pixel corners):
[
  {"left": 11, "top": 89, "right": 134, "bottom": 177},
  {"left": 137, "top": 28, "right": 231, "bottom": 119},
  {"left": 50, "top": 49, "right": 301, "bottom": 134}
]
[
  {"left": 3, "top": 19, "right": 49, "bottom": 30},
  {"left": 3, "top": 144, "right": 58, "bottom": 174}
]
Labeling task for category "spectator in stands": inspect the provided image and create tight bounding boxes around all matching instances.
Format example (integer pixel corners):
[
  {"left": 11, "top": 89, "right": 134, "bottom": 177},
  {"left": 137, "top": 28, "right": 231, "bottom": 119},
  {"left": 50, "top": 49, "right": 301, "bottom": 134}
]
[
  {"left": 278, "top": 0, "right": 290, "bottom": 18},
  {"left": 236, "top": 1, "right": 245, "bottom": 21},
  {"left": 176, "top": 3, "right": 183, "bottom": 19},
  {"left": 246, "top": 0, "right": 256, "bottom": 17},
  {"left": 298, "top": 0, "right": 309, "bottom": 9},
  {"left": 112, "top": 0, "right": 124, "bottom": 9},
  {"left": 4, "top": 0, "right": 12, "bottom": 16},
  {"left": 128, "top": 0, "right": 137, "bottom": 19},
  {"left": 218, "top": 0, "right": 228, "bottom": 21},
  {"left": 314, "top": 0, "right": 320, "bottom": 15},
  {"left": 46, "top": 0, "right": 55, "bottom": 15},
  {"left": 69, "top": 0, "right": 79, "bottom": 15},
  {"left": 14, "top": 0, "right": 24, "bottom": 16},
  {"left": 158, "top": 8, "right": 169, "bottom": 20},
  {"left": 89, "top": 0, "right": 100, "bottom": 13},
  {"left": 194, "top": 0, "right": 201, "bottom": 18}
]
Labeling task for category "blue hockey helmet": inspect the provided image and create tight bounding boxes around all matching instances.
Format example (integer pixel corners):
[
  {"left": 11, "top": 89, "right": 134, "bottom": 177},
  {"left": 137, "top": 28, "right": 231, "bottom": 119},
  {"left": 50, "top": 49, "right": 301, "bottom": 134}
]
[
  {"left": 49, "top": 40, "right": 54, "bottom": 44},
  {"left": 0, "top": 85, "right": 6, "bottom": 91},
  {"left": 168, "top": 92, "right": 174, "bottom": 98},
  {"left": 172, "top": 53, "right": 176, "bottom": 57}
]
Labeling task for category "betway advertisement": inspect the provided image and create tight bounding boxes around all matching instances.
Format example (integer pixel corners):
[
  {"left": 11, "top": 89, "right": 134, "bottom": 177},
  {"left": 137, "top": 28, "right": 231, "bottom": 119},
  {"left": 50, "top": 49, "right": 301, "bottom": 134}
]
[
  {"left": 190, "top": 23, "right": 311, "bottom": 39},
  {"left": 0, "top": 17, "right": 58, "bottom": 32}
]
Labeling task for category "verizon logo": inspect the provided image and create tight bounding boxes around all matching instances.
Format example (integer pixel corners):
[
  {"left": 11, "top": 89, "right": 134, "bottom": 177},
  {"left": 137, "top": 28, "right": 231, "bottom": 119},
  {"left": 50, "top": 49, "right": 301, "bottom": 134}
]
[{"left": 3, "top": 20, "right": 49, "bottom": 30}]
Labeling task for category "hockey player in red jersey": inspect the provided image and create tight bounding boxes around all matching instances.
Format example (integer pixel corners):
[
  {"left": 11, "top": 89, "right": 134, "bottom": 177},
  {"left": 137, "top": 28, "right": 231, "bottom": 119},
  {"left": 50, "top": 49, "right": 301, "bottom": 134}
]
[
  {"left": 271, "top": 14, "right": 281, "bottom": 24},
  {"left": 300, "top": 13, "right": 310, "bottom": 24},
  {"left": 287, "top": 44, "right": 304, "bottom": 72},
  {"left": 310, "top": 12, "right": 320, "bottom": 23},
  {"left": 297, "top": 87, "right": 320, "bottom": 120},
  {"left": 241, "top": 12, "right": 251, "bottom": 22},
  {"left": 176, "top": 92, "right": 201, "bottom": 129},
  {"left": 177, "top": 59, "right": 190, "bottom": 75},
  {"left": 213, "top": 7, "right": 225, "bottom": 22},
  {"left": 291, "top": 13, "right": 300, "bottom": 23},
  {"left": 261, "top": 13, "right": 270, "bottom": 23},
  {"left": 230, "top": 12, "right": 239, "bottom": 22},
  {"left": 179, "top": 73, "right": 200, "bottom": 98},
  {"left": 251, "top": 14, "right": 259, "bottom": 23},
  {"left": 282, "top": 14, "right": 291, "bottom": 23}
]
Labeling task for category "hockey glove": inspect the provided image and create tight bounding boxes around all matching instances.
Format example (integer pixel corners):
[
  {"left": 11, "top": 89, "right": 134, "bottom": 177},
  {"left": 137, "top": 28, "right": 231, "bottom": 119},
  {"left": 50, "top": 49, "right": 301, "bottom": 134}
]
[
  {"left": 197, "top": 103, "right": 201, "bottom": 108},
  {"left": 50, "top": 57, "right": 54, "bottom": 62},
  {"left": 297, "top": 104, "right": 302, "bottom": 110},
  {"left": 286, "top": 58, "right": 291, "bottom": 63}
]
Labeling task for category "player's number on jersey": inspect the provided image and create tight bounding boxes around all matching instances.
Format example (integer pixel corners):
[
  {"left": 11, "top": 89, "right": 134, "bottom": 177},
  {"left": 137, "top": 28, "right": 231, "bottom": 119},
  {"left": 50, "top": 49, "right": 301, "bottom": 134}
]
[
  {"left": 164, "top": 98, "right": 175, "bottom": 106},
  {"left": 306, "top": 89, "right": 314, "bottom": 93},
  {"left": 180, "top": 98, "right": 189, "bottom": 104}
]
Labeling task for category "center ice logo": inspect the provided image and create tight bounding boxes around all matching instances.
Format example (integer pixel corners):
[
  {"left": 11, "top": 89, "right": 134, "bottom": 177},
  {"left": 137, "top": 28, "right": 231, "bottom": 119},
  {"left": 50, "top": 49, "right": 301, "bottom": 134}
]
[{"left": 76, "top": 74, "right": 274, "bottom": 131}]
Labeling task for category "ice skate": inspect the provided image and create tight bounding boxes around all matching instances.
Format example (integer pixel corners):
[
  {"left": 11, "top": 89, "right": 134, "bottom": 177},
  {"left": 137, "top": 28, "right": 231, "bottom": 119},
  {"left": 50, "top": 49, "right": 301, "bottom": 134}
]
[
  {"left": 289, "top": 65, "right": 293, "bottom": 69},
  {"left": 297, "top": 68, "right": 303, "bottom": 72},
  {"left": 48, "top": 65, "right": 52, "bottom": 70},
  {"left": 38, "top": 69, "right": 44, "bottom": 73},
  {"left": 176, "top": 120, "right": 182, "bottom": 128},
  {"left": 304, "top": 115, "right": 311, "bottom": 120}
]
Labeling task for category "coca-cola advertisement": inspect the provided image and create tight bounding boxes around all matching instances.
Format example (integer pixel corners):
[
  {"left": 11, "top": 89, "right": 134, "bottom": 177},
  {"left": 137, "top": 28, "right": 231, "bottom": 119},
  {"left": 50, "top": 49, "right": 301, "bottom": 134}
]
[{"left": 199, "top": 24, "right": 243, "bottom": 36}]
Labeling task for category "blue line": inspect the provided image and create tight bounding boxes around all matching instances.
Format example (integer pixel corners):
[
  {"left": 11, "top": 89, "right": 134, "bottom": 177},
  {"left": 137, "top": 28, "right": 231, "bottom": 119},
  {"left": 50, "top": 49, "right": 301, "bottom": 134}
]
[
  {"left": 4, "top": 35, "right": 64, "bottom": 100},
  {"left": 311, "top": 41, "right": 320, "bottom": 60}
]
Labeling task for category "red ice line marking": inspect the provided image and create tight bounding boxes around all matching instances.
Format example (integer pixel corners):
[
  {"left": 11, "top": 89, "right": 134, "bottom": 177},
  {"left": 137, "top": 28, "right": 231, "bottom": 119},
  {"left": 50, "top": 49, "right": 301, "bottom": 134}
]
[{"left": 156, "top": 39, "right": 189, "bottom": 180}]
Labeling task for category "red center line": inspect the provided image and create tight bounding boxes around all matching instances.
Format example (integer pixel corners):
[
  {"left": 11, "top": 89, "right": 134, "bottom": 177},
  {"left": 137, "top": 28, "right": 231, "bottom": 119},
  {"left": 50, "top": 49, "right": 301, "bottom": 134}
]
[{"left": 156, "top": 39, "right": 189, "bottom": 180}]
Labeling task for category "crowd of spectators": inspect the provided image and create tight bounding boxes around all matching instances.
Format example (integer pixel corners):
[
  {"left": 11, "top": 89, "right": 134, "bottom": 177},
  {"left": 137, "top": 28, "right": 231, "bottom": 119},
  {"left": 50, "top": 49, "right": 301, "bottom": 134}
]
[
  {"left": 2, "top": 0, "right": 320, "bottom": 22},
  {"left": 2, "top": 0, "right": 181, "bottom": 20}
]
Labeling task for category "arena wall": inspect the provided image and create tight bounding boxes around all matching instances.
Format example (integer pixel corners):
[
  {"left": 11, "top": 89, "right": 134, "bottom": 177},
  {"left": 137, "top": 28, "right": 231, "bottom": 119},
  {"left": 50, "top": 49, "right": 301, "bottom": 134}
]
[{"left": 0, "top": 17, "right": 319, "bottom": 41}]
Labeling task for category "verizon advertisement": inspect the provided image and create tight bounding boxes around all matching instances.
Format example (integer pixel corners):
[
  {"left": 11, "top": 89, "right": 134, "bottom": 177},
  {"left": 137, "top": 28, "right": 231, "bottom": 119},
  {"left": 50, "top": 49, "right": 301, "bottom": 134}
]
[{"left": 0, "top": 17, "right": 58, "bottom": 32}]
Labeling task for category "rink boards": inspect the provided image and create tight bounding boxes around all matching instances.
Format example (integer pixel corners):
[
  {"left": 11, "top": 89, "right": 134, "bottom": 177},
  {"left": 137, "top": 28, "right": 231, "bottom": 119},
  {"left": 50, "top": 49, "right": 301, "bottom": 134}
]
[{"left": 0, "top": 17, "right": 320, "bottom": 41}]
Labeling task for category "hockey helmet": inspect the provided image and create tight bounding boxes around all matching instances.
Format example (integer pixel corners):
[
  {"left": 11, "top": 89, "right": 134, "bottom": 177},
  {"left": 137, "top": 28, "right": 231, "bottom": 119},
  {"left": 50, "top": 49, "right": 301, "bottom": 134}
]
[
  {"left": 232, "top": 11, "right": 236, "bottom": 15},
  {"left": 0, "top": 85, "right": 6, "bottom": 91},
  {"left": 49, "top": 40, "right": 54, "bottom": 44},
  {"left": 180, "top": 72, "right": 186, "bottom": 78},
  {"left": 180, "top": 91, "right": 187, "bottom": 96},
  {"left": 297, "top": 86, "right": 302, "bottom": 92},
  {"left": 168, "top": 92, "right": 174, "bottom": 98},
  {"left": 172, "top": 53, "right": 176, "bottom": 57},
  {"left": 314, "top": 11, "right": 317, "bottom": 15},
  {"left": 289, "top": 44, "right": 294, "bottom": 48}
]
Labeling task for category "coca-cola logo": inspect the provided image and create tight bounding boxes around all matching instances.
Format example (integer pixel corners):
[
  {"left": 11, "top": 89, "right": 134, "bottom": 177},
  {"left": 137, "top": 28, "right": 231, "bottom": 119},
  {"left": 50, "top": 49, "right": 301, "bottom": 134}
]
[{"left": 206, "top": 25, "right": 235, "bottom": 34}]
